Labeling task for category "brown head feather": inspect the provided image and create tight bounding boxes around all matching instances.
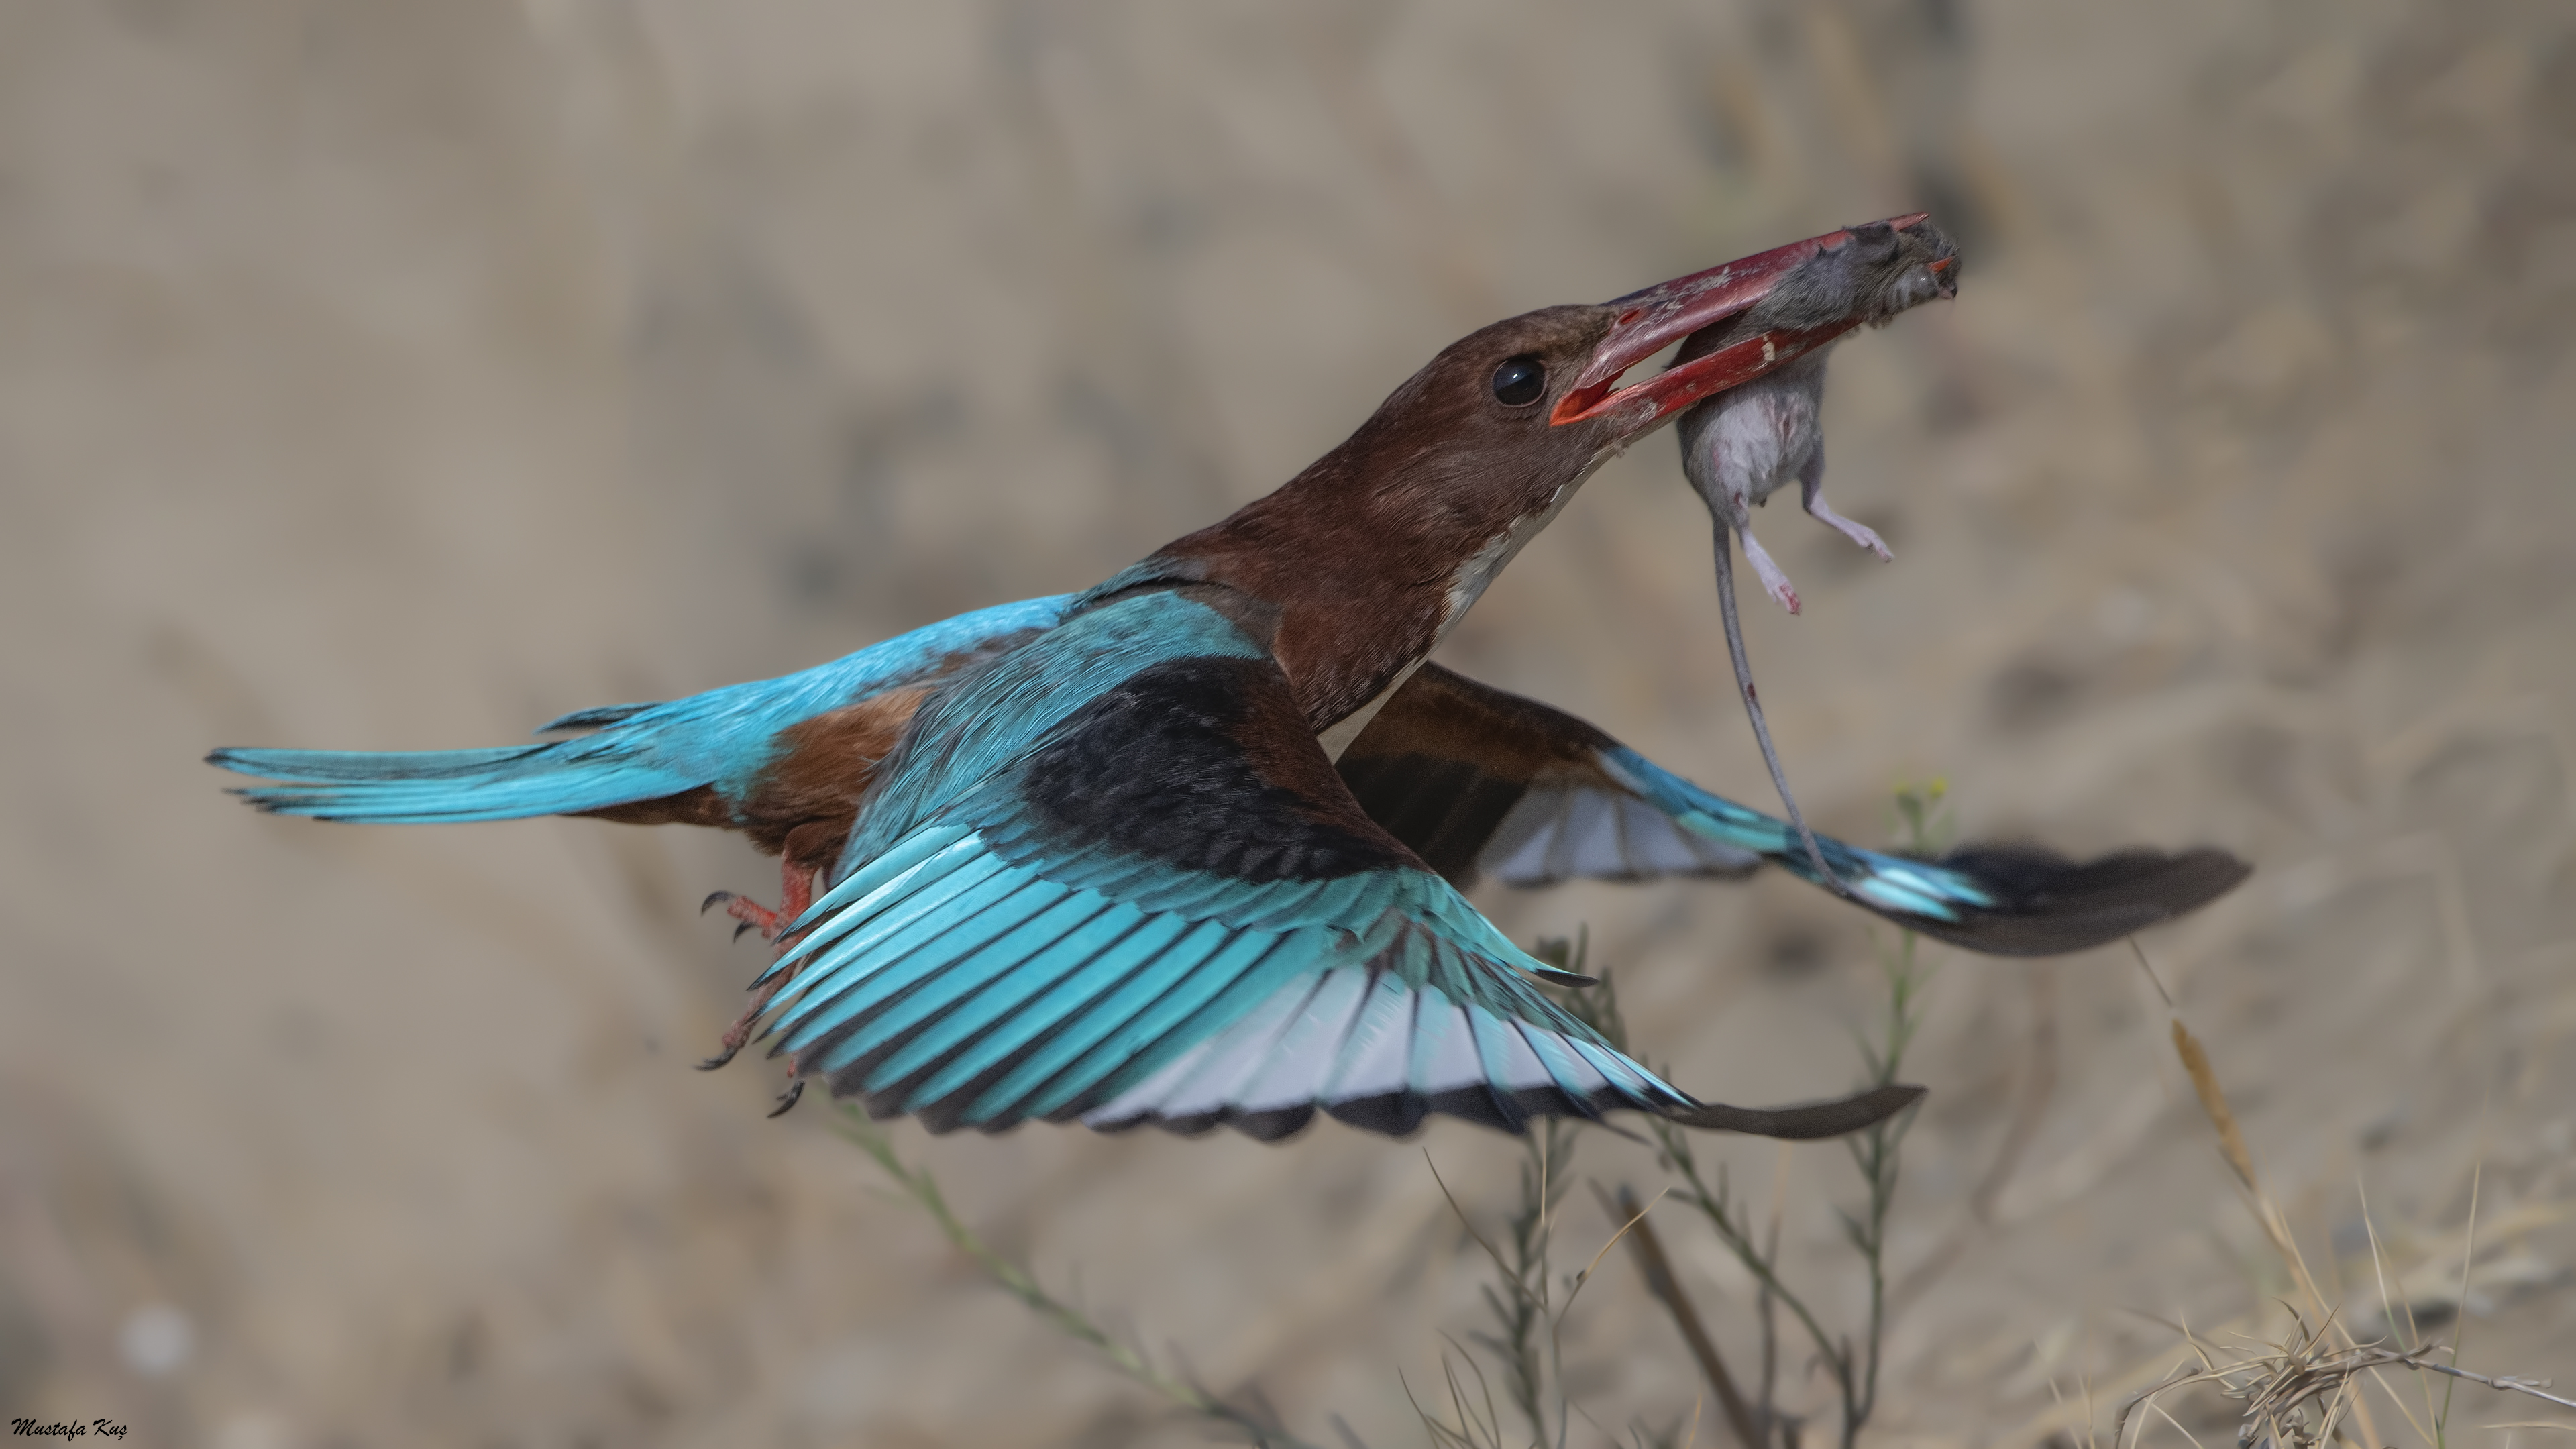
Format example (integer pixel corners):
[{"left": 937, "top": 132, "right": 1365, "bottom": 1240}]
[{"left": 1147, "top": 305, "right": 1638, "bottom": 733}]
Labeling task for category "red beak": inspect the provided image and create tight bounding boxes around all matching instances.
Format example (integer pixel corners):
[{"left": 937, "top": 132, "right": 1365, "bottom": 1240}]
[{"left": 1552, "top": 213, "right": 1939, "bottom": 432}]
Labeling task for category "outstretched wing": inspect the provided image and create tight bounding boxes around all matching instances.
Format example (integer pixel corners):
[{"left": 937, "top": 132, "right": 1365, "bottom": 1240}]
[
  {"left": 1338, "top": 664, "right": 2249, "bottom": 957},
  {"left": 747, "top": 588, "right": 1915, "bottom": 1143}
]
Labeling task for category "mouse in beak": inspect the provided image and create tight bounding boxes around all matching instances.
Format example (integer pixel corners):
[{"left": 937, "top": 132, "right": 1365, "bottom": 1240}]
[
  {"left": 1676, "top": 215, "right": 1959, "bottom": 615},
  {"left": 1671, "top": 215, "right": 1958, "bottom": 890}
]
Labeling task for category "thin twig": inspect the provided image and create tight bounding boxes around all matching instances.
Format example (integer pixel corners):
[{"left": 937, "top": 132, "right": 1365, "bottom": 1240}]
[
  {"left": 1599, "top": 1181, "right": 1763, "bottom": 1449},
  {"left": 2437, "top": 1155, "right": 2487, "bottom": 1444},
  {"left": 839, "top": 1109, "right": 1326, "bottom": 1449},
  {"left": 2118, "top": 1340, "right": 2576, "bottom": 1448},
  {"left": 2164, "top": 1007, "right": 2390, "bottom": 1449}
]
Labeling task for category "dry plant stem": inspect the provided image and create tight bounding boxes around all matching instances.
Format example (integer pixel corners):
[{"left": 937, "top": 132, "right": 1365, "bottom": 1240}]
[
  {"left": 2168, "top": 1021, "right": 2259, "bottom": 1195},
  {"left": 1499, "top": 1120, "right": 1578, "bottom": 1445},
  {"left": 1405, "top": 1342, "right": 1515, "bottom": 1449},
  {"left": 1650, "top": 1125, "right": 1844, "bottom": 1436},
  {"left": 2436, "top": 1156, "right": 2485, "bottom": 1444},
  {"left": 1450, "top": 943, "right": 1593, "bottom": 1448},
  {"left": 1428, "top": 1124, "right": 1573, "bottom": 1449},
  {"left": 2117, "top": 1337, "right": 2576, "bottom": 1448},
  {"left": 1888, "top": 961, "right": 2057, "bottom": 1318},
  {"left": 1834, "top": 928, "right": 1929, "bottom": 1438},
  {"left": 1638, "top": 788, "right": 1944, "bottom": 1449},
  {"left": 1646, "top": 934, "right": 1926, "bottom": 1449},
  {"left": 2165, "top": 1014, "right": 2390, "bottom": 1449},
  {"left": 1414, "top": 939, "right": 1703, "bottom": 1449},
  {"left": 1601, "top": 1181, "right": 1763, "bottom": 1449},
  {"left": 837, "top": 1109, "right": 1326, "bottom": 1449},
  {"left": 1758, "top": 1152, "right": 1791, "bottom": 1448},
  {"left": 1712, "top": 520, "right": 1845, "bottom": 896},
  {"left": 1422, "top": 1076, "right": 1673, "bottom": 1449}
]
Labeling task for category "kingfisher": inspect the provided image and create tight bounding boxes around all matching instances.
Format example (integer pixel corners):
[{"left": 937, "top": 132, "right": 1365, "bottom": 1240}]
[{"left": 210, "top": 217, "right": 2245, "bottom": 1144}]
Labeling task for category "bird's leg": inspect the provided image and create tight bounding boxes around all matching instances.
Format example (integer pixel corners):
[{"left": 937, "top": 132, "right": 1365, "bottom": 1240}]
[
  {"left": 1796, "top": 443, "right": 1890, "bottom": 560},
  {"left": 698, "top": 861, "right": 818, "bottom": 1073},
  {"left": 700, "top": 847, "right": 824, "bottom": 943},
  {"left": 1714, "top": 519, "right": 1847, "bottom": 896},
  {"left": 702, "top": 888, "right": 788, "bottom": 943}
]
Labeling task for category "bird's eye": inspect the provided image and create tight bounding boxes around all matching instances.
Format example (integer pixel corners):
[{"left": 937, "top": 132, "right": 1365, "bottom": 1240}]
[{"left": 1491, "top": 355, "right": 1546, "bottom": 407}]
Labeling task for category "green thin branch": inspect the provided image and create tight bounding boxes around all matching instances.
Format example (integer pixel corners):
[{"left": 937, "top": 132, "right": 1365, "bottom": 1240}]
[{"left": 837, "top": 1108, "right": 1328, "bottom": 1449}]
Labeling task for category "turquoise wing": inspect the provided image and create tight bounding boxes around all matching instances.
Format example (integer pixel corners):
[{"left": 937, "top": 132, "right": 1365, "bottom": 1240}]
[{"left": 749, "top": 588, "right": 1916, "bottom": 1142}]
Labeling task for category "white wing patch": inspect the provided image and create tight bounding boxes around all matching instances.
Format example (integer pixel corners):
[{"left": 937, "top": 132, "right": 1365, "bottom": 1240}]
[
  {"left": 1481, "top": 782, "right": 1763, "bottom": 885},
  {"left": 1079, "top": 965, "right": 1670, "bottom": 1136}
]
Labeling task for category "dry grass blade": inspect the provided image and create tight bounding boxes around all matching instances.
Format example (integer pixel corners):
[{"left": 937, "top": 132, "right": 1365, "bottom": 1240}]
[
  {"left": 1426, "top": 1148, "right": 1533, "bottom": 1316},
  {"left": 2440, "top": 1157, "right": 2487, "bottom": 1440},
  {"left": 1561, "top": 1184, "right": 1667, "bottom": 1323},
  {"left": 2169, "top": 1020, "right": 2259, "bottom": 1196},
  {"left": 2161, "top": 1014, "right": 2393, "bottom": 1449},
  {"left": 1595, "top": 1181, "right": 1761, "bottom": 1449},
  {"left": 2116, "top": 1320, "right": 2576, "bottom": 1448}
]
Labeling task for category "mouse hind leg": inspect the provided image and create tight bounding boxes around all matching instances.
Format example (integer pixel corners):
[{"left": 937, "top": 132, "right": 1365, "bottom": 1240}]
[
  {"left": 1735, "top": 515, "right": 1801, "bottom": 614},
  {"left": 1797, "top": 441, "right": 1892, "bottom": 561}
]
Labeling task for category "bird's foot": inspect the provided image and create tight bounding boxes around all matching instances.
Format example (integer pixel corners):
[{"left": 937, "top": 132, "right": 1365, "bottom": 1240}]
[
  {"left": 767, "top": 1077, "right": 806, "bottom": 1118},
  {"left": 702, "top": 889, "right": 784, "bottom": 943},
  {"left": 698, "top": 971, "right": 791, "bottom": 1071},
  {"left": 696, "top": 1007, "right": 759, "bottom": 1071},
  {"left": 1741, "top": 532, "right": 1802, "bottom": 614},
  {"left": 697, "top": 864, "right": 818, "bottom": 1071}
]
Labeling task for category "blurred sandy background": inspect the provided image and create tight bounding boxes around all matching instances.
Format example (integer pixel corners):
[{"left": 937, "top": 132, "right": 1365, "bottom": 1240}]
[{"left": 3, "top": 1, "right": 2572, "bottom": 1444}]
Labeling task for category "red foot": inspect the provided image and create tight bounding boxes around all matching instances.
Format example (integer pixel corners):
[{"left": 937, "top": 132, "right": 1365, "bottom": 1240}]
[
  {"left": 698, "top": 862, "right": 818, "bottom": 1073},
  {"left": 702, "top": 891, "right": 783, "bottom": 941},
  {"left": 698, "top": 861, "right": 817, "bottom": 942}
]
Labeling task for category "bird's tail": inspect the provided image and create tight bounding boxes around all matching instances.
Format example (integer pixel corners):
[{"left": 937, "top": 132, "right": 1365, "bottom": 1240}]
[
  {"left": 1605, "top": 749, "right": 2249, "bottom": 956},
  {"left": 207, "top": 737, "right": 697, "bottom": 824}
]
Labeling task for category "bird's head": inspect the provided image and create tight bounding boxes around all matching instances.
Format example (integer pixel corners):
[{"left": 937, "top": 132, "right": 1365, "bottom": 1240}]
[
  {"left": 1301, "top": 213, "right": 1957, "bottom": 549},
  {"left": 1140, "top": 213, "right": 1960, "bottom": 725}
]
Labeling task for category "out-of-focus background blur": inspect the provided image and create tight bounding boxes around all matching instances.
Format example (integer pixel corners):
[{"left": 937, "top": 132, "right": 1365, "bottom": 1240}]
[{"left": 3, "top": 1, "right": 2571, "bottom": 1444}]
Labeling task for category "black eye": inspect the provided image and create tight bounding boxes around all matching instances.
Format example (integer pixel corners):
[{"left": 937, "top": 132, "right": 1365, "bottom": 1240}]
[{"left": 1491, "top": 355, "right": 1546, "bottom": 407}]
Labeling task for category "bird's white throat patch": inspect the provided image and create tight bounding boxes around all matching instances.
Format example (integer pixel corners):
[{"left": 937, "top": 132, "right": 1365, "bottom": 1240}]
[
  {"left": 1315, "top": 656, "right": 1427, "bottom": 762},
  {"left": 1313, "top": 470, "right": 1595, "bottom": 763},
  {"left": 1438, "top": 478, "right": 1579, "bottom": 636}
]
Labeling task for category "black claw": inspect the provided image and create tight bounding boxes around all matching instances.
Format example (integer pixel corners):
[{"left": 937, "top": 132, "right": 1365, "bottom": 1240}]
[
  {"left": 698, "top": 1041, "right": 742, "bottom": 1071},
  {"left": 700, "top": 890, "right": 736, "bottom": 915},
  {"left": 733, "top": 920, "right": 760, "bottom": 943},
  {"left": 767, "top": 1079, "right": 806, "bottom": 1118}
]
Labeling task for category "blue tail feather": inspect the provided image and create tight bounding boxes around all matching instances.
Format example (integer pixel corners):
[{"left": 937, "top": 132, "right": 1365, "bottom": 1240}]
[
  {"left": 206, "top": 742, "right": 699, "bottom": 824},
  {"left": 208, "top": 593, "right": 1077, "bottom": 829}
]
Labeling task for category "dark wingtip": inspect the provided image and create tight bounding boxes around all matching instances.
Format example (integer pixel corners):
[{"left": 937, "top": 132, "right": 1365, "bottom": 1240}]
[
  {"left": 1906, "top": 845, "right": 2251, "bottom": 957},
  {"left": 1661, "top": 1083, "right": 1924, "bottom": 1139},
  {"left": 212, "top": 780, "right": 288, "bottom": 814},
  {"left": 205, "top": 748, "right": 271, "bottom": 785}
]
